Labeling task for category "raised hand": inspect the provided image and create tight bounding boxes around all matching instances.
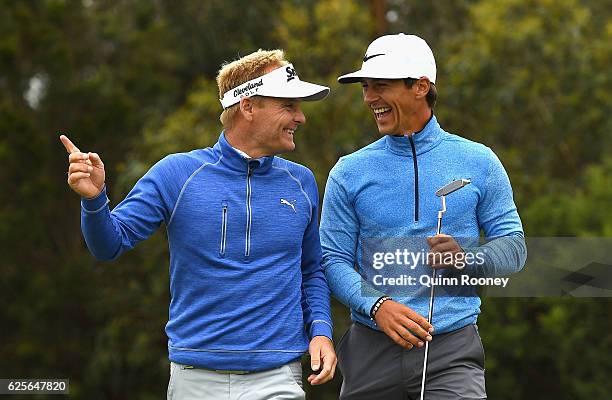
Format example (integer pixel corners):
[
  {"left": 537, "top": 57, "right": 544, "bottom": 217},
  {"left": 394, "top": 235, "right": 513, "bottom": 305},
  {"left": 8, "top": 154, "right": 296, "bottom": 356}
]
[{"left": 60, "top": 135, "right": 105, "bottom": 199}]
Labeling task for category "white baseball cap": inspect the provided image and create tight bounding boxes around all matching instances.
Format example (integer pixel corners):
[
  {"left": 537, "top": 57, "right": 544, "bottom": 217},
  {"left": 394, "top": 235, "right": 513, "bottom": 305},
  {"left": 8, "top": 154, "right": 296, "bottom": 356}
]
[
  {"left": 338, "top": 33, "right": 437, "bottom": 84},
  {"left": 220, "top": 64, "right": 329, "bottom": 109}
]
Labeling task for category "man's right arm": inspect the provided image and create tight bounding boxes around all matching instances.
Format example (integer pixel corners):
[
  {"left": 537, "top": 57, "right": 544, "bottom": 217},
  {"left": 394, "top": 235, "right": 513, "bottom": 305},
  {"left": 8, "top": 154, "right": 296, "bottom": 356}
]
[
  {"left": 61, "top": 135, "right": 175, "bottom": 261},
  {"left": 320, "top": 165, "right": 432, "bottom": 349},
  {"left": 320, "top": 171, "right": 383, "bottom": 316},
  {"left": 80, "top": 169, "right": 172, "bottom": 260}
]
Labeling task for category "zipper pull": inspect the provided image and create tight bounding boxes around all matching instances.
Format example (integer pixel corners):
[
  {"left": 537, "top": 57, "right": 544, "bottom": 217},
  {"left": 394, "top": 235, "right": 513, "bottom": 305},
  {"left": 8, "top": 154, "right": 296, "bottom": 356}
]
[{"left": 247, "top": 161, "right": 256, "bottom": 177}]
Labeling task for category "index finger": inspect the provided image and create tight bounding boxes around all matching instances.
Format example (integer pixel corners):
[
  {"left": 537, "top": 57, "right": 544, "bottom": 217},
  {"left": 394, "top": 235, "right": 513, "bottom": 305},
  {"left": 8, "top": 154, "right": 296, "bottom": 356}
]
[
  {"left": 405, "top": 307, "right": 434, "bottom": 332},
  {"left": 427, "top": 234, "right": 452, "bottom": 246},
  {"left": 310, "top": 363, "right": 332, "bottom": 385},
  {"left": 60, "top": 135, "right": 80, "bottom": 154}
]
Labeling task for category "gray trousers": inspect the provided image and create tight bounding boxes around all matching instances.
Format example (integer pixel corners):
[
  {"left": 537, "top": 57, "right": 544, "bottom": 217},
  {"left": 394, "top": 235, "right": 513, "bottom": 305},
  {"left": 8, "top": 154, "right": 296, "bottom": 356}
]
[
  {"left": 167, "top": 360, "right": 305, "bottom": 400},
  {"left": 337, "top": 323, "right": 486, "bottom": 400}
]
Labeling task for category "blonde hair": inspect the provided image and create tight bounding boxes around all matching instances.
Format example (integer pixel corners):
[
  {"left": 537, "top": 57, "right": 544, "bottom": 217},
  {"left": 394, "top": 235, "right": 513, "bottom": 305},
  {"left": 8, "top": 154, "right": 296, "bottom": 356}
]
[{"left": 217, "top": 49, "right": 289, "bottom": 129}]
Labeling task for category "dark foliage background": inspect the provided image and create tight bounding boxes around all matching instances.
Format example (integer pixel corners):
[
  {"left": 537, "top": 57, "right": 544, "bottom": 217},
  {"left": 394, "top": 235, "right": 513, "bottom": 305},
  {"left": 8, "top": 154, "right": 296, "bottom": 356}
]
[{"left": 1, "top": 0, "right": 610, "bottom": 398}]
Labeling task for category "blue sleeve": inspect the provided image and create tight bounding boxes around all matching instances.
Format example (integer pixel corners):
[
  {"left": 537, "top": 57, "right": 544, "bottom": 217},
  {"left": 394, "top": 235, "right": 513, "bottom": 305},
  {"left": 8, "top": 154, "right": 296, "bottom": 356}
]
[
  {"left": 320, "top": 165, "right": 386, "bottom": 318},
  {"left": 80, "top": 156, "right": 180, "bottom": 261},
  {"left": 465, "top": 150, "right": 527, "bottom": 277},
  {"left": 300, "top": 171, "right": 333, "bottom": 340}
]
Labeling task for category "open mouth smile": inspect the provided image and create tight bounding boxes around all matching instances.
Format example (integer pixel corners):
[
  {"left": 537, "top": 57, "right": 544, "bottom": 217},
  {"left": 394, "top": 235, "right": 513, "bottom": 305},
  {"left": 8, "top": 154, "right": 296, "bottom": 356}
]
[{"left": 373, "top": 107, "right": 392, "bottom": 120}]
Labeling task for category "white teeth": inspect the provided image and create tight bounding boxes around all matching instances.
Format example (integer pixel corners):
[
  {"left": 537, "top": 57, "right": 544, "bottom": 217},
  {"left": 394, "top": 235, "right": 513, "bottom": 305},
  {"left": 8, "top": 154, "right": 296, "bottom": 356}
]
[{"left": 373, "top": 107, "right": 391, "bottom": 114}]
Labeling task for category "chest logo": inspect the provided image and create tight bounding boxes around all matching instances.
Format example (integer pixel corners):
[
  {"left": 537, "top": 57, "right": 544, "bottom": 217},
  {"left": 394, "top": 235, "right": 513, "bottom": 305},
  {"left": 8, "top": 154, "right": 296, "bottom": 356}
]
[{"left": 280, "top": 198, "right": 297, "bottom": 213}]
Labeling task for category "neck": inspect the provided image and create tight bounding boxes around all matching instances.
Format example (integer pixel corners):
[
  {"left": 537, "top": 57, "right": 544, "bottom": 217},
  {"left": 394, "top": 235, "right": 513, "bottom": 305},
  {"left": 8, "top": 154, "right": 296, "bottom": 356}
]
[
  {"left": 225, "top": 127, "right": 268, "bottom": 159},
  {"left": 400, "top": 107, "right": 433, "bottom": 136}
]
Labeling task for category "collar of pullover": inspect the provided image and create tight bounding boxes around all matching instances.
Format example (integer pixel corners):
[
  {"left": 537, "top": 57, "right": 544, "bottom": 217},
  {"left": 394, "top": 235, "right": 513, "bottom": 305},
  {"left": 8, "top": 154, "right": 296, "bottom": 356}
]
[
  {"left": 216, "top": 132, "right": 275, "bottom": 174},
  {"left": 384, "top": 114, "right": 445, "bottom": 157}
]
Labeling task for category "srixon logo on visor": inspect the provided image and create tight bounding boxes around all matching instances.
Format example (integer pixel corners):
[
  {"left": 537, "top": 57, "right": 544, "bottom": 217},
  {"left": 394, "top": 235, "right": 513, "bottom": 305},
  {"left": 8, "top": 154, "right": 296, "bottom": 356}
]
[{"left": 286, "top": 66, "right": 297, "bottom": 82}]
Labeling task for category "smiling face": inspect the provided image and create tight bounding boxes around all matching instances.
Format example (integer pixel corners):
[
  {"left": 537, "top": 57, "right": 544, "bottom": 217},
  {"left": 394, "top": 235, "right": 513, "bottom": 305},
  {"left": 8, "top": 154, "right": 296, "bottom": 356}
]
[
  {"left": 249, "top": 97, "right": 306, "bottom": 155},
  {"left": 361, "top": 78, "right": 421, "bottom": 135}
]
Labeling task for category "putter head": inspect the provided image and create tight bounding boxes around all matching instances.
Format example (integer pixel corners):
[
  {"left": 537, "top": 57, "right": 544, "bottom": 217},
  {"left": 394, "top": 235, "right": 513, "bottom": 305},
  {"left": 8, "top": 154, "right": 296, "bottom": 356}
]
[{"left": 435, "top": 179, "right": 471, "bottom": 197}]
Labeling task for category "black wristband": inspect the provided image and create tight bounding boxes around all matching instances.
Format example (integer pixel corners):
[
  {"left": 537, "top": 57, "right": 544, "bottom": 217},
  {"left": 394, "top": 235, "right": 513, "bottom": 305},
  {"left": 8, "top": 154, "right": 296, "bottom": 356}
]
[{"left": 370, "top": 296, "right": 392, "bottom": 320}]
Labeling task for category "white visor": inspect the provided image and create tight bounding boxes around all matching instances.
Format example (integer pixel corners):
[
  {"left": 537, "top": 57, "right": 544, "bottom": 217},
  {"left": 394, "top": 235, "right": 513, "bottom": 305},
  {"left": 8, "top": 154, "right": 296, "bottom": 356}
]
[{"left": 220, "top": 64, "right": 329, "bottom": 109}]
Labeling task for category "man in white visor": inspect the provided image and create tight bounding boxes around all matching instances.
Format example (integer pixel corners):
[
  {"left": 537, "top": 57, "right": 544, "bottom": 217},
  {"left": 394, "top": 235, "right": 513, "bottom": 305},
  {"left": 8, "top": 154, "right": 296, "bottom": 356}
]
[{"left": 61, "top": 49, "right": 335, "bottom": 400}]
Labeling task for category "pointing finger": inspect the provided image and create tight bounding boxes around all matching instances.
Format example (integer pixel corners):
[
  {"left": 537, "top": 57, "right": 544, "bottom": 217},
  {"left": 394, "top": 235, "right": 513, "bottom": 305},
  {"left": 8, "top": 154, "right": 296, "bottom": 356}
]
[{"left": 60, "top": 135, "right": 80, "bottom": 154}]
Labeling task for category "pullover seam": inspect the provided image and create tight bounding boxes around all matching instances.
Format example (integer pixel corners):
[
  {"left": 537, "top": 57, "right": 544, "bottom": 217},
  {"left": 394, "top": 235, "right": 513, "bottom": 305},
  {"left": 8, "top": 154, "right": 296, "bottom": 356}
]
[
  {"left": 271, "top": 165, "right": 313, "bottom": 225},
  {"left": 81, "top": 198, "right": 110, "bottom": 214},
  {"left": 168, "top": 151, "right": 224, "bottom": 227},
  {"left": 311, "top": 320, "right": 333, "bottom": 330},
  {"left": 169, "top": 346, "right": 304, "bottom": 353}
]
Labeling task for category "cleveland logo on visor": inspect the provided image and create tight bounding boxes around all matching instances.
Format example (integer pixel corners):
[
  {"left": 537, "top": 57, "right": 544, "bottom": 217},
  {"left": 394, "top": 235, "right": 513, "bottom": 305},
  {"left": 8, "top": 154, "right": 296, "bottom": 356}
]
[
  {"left": 219, "top": 64, "right": 330, "bottom": 109},
  {"left": 233, "top": 78, "right": 264, "bottom": 97}
]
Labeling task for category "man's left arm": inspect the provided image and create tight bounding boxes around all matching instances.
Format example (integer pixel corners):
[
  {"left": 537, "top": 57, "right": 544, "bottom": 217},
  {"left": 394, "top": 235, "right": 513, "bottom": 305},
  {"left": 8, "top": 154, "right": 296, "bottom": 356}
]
[
  {"left": 429, "top": 150, "right": 527, "bottom": 276},
  {"left": 300, "top": 171, "right": 336, "bottom": 385}
]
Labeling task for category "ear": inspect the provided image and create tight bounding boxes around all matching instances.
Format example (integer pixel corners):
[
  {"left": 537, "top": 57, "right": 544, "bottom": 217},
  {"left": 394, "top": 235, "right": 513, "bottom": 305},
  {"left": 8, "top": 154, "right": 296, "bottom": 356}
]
[
  {"left": 239, "top": 98, "right": 255, "bottom": 122},
  {"left": 413, "top": 78, "right": 431, "bottom": 100}
]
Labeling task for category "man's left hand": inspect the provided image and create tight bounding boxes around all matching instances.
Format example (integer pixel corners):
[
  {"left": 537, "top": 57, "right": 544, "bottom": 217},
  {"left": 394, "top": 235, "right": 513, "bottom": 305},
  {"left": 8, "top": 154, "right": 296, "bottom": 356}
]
[
  {"left": 427, "top": 234, "right": 466, "bottom": 270},
  {"left": 307, "top": 336, "right": 337, "bottom": 385}
]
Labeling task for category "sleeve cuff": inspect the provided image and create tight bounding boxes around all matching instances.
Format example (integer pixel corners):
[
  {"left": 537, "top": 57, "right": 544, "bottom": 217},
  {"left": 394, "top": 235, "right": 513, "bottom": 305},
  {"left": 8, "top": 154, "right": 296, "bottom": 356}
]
[
  {"left": 81, "top": 186, "right": 110, "bottom": 214},
  {"left": 310, "top": 320, "right": 333, "bottom": 341},
  {"left": 359, "top": 286, "right": 387, "bottom": 318}
]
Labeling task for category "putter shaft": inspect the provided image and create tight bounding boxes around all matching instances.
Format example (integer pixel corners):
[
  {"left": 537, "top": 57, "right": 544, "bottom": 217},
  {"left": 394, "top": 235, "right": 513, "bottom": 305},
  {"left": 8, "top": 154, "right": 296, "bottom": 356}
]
[
  {"left": 421, "top": 207, "right": 442, "bottom": 400},
  {"left": 421, "top": 180, "right": 470, "bottom": 400}
]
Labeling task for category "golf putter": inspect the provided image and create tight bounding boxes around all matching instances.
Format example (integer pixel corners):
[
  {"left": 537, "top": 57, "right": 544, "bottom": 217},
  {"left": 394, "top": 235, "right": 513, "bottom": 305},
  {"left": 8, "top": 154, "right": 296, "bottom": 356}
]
[{"left": 419, "top": 178, "right": 471, "bottom": 400}]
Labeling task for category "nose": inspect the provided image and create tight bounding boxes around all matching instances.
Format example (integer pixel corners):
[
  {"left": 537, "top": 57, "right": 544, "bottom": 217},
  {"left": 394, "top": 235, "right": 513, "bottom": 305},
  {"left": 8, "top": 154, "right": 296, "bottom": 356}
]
[
  {"left": 294, "top": 105, "right": 306, "bottom": 125},
  {"left": 363, "top": 86, "right": 377, "bottom": 105}
]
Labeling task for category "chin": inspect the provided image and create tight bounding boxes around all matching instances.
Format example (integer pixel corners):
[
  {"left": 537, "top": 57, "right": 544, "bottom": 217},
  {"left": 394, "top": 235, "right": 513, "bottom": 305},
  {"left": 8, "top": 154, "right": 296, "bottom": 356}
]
[
  {"left": 376, "top": 125, "right": 392, "bottom": 135},
  {"left": 279, "top": 143, "right": 295, "bottom": 154}
]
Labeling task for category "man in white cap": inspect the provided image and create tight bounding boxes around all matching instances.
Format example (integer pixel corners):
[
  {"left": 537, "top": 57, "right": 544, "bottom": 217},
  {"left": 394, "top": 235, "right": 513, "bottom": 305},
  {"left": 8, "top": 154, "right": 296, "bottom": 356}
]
[
  {"left": 60, "top": 49, "right": 336, "bottom": 399},
  {"left": 320, "top": 34, "right": 526, "bottom": 399}
]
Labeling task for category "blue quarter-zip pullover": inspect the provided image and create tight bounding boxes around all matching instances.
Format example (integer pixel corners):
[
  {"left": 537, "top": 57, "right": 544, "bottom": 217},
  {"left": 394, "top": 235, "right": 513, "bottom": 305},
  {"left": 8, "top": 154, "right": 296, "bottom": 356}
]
[
  {"left": 81, "top": 132, "right": 333, "bottom": 371},
  {"left": 320, "top": 115, "right": 526, "bottom": 334}
]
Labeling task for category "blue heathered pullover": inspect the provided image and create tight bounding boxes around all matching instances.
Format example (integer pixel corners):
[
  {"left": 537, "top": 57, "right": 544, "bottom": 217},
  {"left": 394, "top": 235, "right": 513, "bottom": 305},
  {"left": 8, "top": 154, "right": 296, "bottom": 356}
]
[
  {"left": 320, "top": 115, "right": 526, "bottom": 334},
  {"left": 81, "top": 132, "right": 333, "bottom": 371}
]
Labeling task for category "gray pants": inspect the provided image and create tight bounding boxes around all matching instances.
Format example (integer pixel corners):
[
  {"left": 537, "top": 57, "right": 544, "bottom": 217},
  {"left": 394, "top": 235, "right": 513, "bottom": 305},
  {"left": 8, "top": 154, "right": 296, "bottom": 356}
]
[
  {"left": 167, "top": 360, "right": 305, "bottom": 400},
  {"left": 337, "top": 323, "right": 486, "bottom": 400}
]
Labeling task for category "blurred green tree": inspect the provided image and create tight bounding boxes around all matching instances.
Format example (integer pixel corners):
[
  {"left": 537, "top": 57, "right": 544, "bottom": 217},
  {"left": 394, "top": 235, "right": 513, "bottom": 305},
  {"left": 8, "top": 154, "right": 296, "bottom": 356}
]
[{"left": 1, "top": 0, "right": 610, "bottom": 398}]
